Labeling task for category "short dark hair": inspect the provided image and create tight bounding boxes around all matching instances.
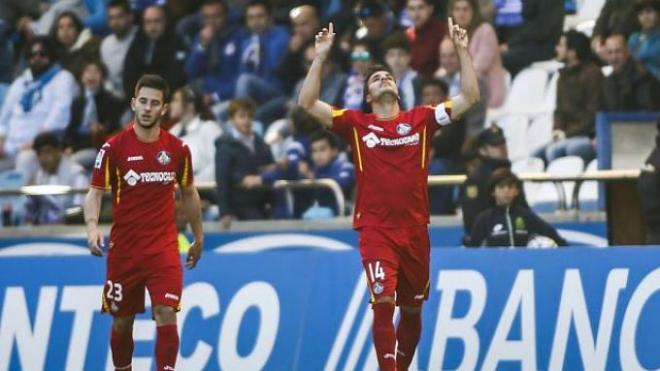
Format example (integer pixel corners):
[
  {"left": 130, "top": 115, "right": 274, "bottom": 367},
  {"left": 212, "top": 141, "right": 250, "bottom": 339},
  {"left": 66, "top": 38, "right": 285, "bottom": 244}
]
[
  {"left": 107, "top": 0, "right": 131, "bottom": 13},
  {"left": 421, "top": 78, "right": 449, "bottom": 97},
  {"left": 310, "top": 130, "right": 339, "bottom": 149},
  {"left": 134, "top": 74, "right": 170, "bottom": 101},
  {"left": 635, "top": 0, "right": 660, "bottom": 12},
  {"left": 362, "top": 64, "right": 396, "bottom": 112},
  {"left": 246, "top": 0, "right": 272, "bottom": 15},
  {"left": 33, "top": 132, "right": 61, "bottom": 154},
  {"left": 291, "top": 107, "right": 322, "bottom": 134},
  {"left": 201, "top": 0, "right": 228, "bottom": 13},
  {"left": 25, "top": 36, "right": 57, "bottom": 61},
  {"left": 381, "top": 32, "right": 410, "bottom": 54},
  {"left": 228, "top": 98, "right": 255, "bottom": 117},
  {"left": 79, "top": 59, "right": 109, "bottom": 80},
  {"left": 488, "top": 168, "right": 520, "bottom": 193},
  {"left": 564, "top": 30, "right": 593, "bottom": 63},
  {"left": 176, "top": 85, "right": 215, "bottom": 121}
]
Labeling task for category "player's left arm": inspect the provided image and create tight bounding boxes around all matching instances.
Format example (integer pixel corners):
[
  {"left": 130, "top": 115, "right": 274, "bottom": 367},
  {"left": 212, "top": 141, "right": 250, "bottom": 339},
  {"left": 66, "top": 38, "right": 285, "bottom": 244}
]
[
  {"left": 447, "top": 17, "right": 480, "bottom": 121},
  {"left": 179, "top": 145, "right": 204, "bottom": 268}
]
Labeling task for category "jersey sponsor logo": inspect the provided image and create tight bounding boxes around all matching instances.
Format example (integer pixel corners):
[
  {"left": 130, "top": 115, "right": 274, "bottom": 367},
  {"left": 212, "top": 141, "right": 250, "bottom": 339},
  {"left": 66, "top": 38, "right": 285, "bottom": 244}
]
[
  {"left": 127, "top": 155, "right": 143, "bottom": 162},
  {"left": 367, "top": 124, "right": 384, "bottom": 132},
  {"left": 94, "top": 149, "right": 106, "bottom": 169},
  {"left": 157, "top": 151, "right": 171, "bottom": 165},
  {"left": 396, "top": 123, "right": 412, "bottom": 135},
  {"left": 123, "top": 169, "right": 141, "bottom": 186},
  {"left": 361, "top": 132, "right": 420, "bottom": 148}
]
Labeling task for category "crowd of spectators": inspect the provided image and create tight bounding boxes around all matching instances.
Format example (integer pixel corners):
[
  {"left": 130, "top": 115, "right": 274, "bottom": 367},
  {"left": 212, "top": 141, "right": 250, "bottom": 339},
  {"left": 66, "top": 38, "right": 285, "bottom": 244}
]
[{"left": 0, "top": 0, "right": 658, "bottom": 229}]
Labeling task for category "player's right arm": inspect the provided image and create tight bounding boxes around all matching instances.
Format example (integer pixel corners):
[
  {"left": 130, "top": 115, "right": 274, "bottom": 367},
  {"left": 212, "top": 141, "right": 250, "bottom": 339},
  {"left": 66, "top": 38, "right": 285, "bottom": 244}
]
[
  {"left": 84, "top": 187, "right": 105, "bottom": 256},
  {"left": 447, "top": 17, "right": 480, "bottom": 121},
  {"left": 297, "top": 22, "right": 335, "bottom": 128}
]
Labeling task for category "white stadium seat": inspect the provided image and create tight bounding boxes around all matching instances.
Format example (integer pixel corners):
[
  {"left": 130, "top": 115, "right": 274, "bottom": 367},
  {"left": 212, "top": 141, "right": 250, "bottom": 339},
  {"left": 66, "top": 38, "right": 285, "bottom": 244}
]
[
  {"left": 512, "top": 157, "right": 546, "bottom": 205},
  {"left": 527, "top": 112, "right": 554, "bottom": 155},
  {"left": 485, "top": 68, "right": 550, "bottom": 127},
  {"left": 497, "top": 115, "right": 529, "bottom": 161},
  {"left": 531, "top": 156, "right": 585, "bottom": 212},
  {"left": 578, "top": 159, "right": 600, "bottom": 211}
]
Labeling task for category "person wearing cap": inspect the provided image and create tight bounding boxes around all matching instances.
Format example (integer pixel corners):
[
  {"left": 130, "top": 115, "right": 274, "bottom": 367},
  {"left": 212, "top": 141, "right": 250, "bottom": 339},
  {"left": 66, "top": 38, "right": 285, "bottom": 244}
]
[
  {"left": 344, "top": 0, "right": 401, "bottom": 60},
  {"left": 628, "top": 0, "right": 660, "bottom": 79},
  {"left": 467, "top": 168, "right": 566, "bottom": 247},
  {"left": 460, "top": 124, "right": 527, "bottom": 244},
  {"left": 638, "top": 122, "right": 660, "bottom": 244}
]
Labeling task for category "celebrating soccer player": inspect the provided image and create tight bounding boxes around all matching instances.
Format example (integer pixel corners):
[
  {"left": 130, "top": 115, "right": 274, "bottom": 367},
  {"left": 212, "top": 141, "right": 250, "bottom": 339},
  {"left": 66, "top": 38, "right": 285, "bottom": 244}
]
[
  {"left": 298, "top": 19, "right": 479, "bottom": 370},
  {"left": 84, "top": 74, "right": 204, "bottom": 371}
]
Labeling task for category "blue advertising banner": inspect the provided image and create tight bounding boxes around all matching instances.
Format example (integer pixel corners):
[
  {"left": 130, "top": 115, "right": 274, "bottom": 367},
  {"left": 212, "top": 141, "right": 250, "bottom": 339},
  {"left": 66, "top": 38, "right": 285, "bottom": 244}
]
[{"left": 1, "top": 245, "right": 658, "bottom": 370}]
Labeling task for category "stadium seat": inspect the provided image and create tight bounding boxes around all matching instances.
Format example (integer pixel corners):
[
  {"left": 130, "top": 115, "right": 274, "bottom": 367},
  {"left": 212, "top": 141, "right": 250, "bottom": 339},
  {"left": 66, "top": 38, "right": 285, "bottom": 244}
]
[
  {"left": 497, "top": 115, "right": 529, "bottom": 161},
  {"left": 564, "top": 0, "right": 606, "bottom": 32},
  {"left": 511, "top": 157, "right": 545, "bottom": 205},
  {"left": 485, "top": 68, "right": 549, "bottom": 127},
  {"left": 527, "top": 112, "right": 554, "bottom": 155},
  {"left": 578, "top": 159, "right": 600, "bottom": 211},
  {"left": 531, "top": 156, "right": 585, "bottom": 212}
]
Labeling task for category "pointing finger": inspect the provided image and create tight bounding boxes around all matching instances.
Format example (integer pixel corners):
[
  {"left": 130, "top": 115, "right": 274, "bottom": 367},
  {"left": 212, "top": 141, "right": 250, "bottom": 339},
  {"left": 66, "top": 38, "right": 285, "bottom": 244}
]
[
  {"left": 448, "top": 17, "right": 454, "bottom": 37},
  {"left": 329, "top": 22, "right": 334, "bottom": 35}
]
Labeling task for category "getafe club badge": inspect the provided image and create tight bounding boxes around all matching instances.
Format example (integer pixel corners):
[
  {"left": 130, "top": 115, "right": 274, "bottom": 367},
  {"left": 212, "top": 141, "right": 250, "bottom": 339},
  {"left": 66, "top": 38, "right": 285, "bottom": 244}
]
[
  {"left": 157, "top": 151, "right": 171, "bottom": 165},
  {"left": 396, "top": 123, "right": 412, "bottom": 136},
  {"left": 372, "top": 282, "right": 384, "bottom": 295}
]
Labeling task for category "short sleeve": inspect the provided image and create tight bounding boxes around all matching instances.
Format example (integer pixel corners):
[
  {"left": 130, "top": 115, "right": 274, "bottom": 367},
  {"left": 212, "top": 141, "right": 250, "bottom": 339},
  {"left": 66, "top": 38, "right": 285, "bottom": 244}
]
[
  {"left": 433, "top": 100, "right": 452, "bottom": 126},
  {"left": 178, "top": 143, "right": 194, "bottom": 188},
  {"left": 90, "top": 143, "right": 112, "bottom": 190},
  {"left": 330, "top": 108, "right": 356, "bottom": 141}
]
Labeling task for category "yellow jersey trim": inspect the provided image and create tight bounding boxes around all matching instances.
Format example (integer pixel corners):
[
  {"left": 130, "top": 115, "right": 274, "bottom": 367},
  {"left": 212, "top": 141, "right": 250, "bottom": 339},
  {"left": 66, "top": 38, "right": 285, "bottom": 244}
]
[
  {"left": 181, "top": 154, "right": 190, "bottom": 188},
  {"left": 115, "top": 168, "right": 121, "bottom": 204},
  {"left": 421, "top": 127, "right": 427, "bottom": 169},
  {"left": 352, "top": 128, "right": 363, "bottom": 172},
  {"left": 331, "top": 108, "right": 347, "bottom": 118}
]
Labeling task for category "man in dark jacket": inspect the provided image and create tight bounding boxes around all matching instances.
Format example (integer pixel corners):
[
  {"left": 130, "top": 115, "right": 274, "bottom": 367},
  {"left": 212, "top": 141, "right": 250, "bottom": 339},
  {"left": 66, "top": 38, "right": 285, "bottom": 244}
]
[
  {"left": 638, "top": 122, "right": 660, "bottom": 244},
  {"left": 123, "top": 5, "right": 187, "bottom": 100},
  {"left": 461, "top": 125, "right": 527, "bottom": 243},
  {"left": 468, "top": 168, "right": 567, "bottom": 247},
  {"left": 215, "top": 99, "right": 274, "bottom": 229}
]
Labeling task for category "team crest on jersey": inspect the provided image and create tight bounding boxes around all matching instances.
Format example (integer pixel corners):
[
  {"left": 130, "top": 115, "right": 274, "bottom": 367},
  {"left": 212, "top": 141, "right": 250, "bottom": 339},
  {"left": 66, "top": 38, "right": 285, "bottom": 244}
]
[
  {"left": 396, "top": 123, "right": 412, "bottom": 136},
  {"left": 157, "top": 151, "right": 171, "bottom": 165}
]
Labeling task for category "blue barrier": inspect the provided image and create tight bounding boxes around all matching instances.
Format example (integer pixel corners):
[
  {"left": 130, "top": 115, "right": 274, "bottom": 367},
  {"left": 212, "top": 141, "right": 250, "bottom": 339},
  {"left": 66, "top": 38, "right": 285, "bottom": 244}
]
[{"left": 1, "top": 245, "right": 658, "bottom": 370}]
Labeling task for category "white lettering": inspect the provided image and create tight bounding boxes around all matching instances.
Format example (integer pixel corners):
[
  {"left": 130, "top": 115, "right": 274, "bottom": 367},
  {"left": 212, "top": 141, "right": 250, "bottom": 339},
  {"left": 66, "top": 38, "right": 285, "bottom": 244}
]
[
  {"left": 60, "top": 286, "right": 103, "bottom": 371},
  {"left": 218, "top": 282, "right": 280, "bottom": 370},
  {"left": 620, "top": 268, "right": 660, "bottom": 370},
  {"left": 482, "top": 270, "right": 537, "bottom": 371},
  {"left": 549, "top": 269, "right": 628, "bottom": 370},
  {"left": 0, "top": 287, "right": 57, "bottom": 371},
  {"left": 177, "top": 283, "right": 220, "bottom": 370},
  {"left": 429, "top": 270, "right": 486, "bottom": 370}
]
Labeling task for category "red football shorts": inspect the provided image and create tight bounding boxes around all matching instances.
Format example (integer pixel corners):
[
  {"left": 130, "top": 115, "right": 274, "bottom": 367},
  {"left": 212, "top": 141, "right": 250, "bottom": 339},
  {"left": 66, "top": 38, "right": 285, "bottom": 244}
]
[
  {"left": 358, "top": 225, "right": 431, "bottom": 307},
  {"left": 102, "top": 250, "right": 182, "bottom": 317}
]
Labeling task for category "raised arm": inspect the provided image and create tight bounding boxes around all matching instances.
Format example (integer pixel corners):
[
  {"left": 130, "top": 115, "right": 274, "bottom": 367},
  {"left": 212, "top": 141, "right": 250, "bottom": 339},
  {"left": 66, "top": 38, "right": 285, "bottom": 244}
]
[
  {"left": 448, "top": 18, "right": 480, "bottom": 120},
  {"left": 297, "top": 23, "right": 335, "bottom": 128}
]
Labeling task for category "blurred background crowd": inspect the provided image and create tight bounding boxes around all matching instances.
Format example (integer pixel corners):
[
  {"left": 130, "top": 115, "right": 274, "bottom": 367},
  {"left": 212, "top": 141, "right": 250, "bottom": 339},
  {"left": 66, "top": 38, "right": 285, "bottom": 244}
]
[{"left": 0, "top": 0, "right": 658, "bottom": 231}]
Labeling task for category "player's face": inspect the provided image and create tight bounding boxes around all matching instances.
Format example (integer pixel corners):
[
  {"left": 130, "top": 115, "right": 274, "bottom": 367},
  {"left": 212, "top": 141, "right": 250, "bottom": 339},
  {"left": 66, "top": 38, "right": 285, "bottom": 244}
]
[
  {"left": 246, "top": 5, "right": 269, "bottom": 34},
  {"left": 494, "top": 182, "right": 519, "bottom": 207},
  {"left": 451, "top": 0, "right": 474, "bottom": 28},
  {"left": 311, "top": 139, "right": 337, "bottom": 167},
  {"left": 132, "top": 87, "right": 167, "bottom": 129},
  {"left": 366, "top": 70, "right": 398, "bottom": 103},
  {"left": 406, "top": 0, "right": 433, "bottom": 29},
  {"left": 385, "top": 48, "right": 411, "bottom": 75}
]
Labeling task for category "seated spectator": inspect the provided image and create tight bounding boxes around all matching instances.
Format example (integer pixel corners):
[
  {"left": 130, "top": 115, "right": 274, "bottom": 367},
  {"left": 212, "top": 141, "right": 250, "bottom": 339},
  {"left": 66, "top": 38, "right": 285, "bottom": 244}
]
[
  {"left": 600, "top": 33, "right": 660, "bottom": 111},
  {"left": 0, "top": 36, "right": 78, "bottom": 177},
  {"left": 435, "top": 36, "right": 486, "bottom": 137},
  {"left": 592, "top": 0, "right": 639, "bottom": 61},
  {"left": 344, "top": 40, "right": 374, "bottom": 110},
  {"left": 234, "top": 0, "right": 290, "bottom": 106},
  {"left": 65, "top": 59, "right": 123, "bottom": 169},
  {"left": 297, "top": 130, "right": 354, "bottom": 217},
  {"left": 123, "top": 5, "right": 187, "bottom": 100},
  {"left": 467, "top": 168, "right": 567, "bottom": 247},
  {"left": 420, "top": 77, "right": 449, "bottom": 106},
  {"left": 101, "top": 0, "right": 138, "bottom": 100},
  {"left": 24, "top": 132, "right": 88, "bottom": 225},
  {"left": 534, "top": 30, "right": 602, "bottom": 165},
  {"left": 276, "top": 5, "right": 321, "bottom": 95},
  {"left": 215, "top": 98, "right": 275, "bottom": 228},
  {"left": 169, "top": 85, "right": 222, "bottom": 182},
  {"left": 500, "top": 0, "right": 564, "bottom": 77},
  {"left": 405, "top": 0, "right": 446, "bottom": 77},
  {"left": 450, "top": 0, "right": 506, "bottom": 108},
  {"left": 628, "top": 0, "right": 660, "bottom": 79},
  {"left": 460, "top": 125, "right": 527, "bottom": 244},
  {"left": 184, "top": 0, "right": 243, "bottom": 105},
  {"left": 50, "top": 11, "right": 100, "bottom": 76},
  {"left": 382, "top": 32, "right": 421, "bottom": 110}
]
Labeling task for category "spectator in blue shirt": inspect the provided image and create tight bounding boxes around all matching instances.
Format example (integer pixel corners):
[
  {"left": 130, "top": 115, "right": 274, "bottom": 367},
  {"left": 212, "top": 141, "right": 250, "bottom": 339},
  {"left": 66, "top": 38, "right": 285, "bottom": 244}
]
[
  {"left": 628, "top": 0, "right": 660, "bottom": 79},
  {"left": 184, "top": 0, "right": 243, "bottom": 104},
  {"left": 234, "top": 0, "right": 289, "bottom": 108}
]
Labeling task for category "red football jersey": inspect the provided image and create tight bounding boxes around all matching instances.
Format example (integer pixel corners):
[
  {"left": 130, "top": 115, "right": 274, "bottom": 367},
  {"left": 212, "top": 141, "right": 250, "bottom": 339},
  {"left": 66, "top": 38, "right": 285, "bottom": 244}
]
[
  {"left": 331, "top": 103, "right": 452, "bottom": 228},
  {"left": 91, "top": 125, "right": 193, "bottom": 257}
]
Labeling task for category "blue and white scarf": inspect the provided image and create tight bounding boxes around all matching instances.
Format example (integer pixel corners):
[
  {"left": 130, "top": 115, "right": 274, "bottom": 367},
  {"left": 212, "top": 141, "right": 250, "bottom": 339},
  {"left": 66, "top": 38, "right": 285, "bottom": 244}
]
[{"left": 20, "top": 64, "right": 61, "bottom": 112}]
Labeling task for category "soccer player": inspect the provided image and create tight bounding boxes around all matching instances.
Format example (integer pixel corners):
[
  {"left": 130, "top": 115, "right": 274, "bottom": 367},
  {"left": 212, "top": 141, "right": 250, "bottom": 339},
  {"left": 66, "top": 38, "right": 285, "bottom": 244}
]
[
  {"left": 298, "top": 20, "right": 479, "bottom": 370},
  {"left": 83, "top": 74, "right": 204, "bottom": 371}
]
